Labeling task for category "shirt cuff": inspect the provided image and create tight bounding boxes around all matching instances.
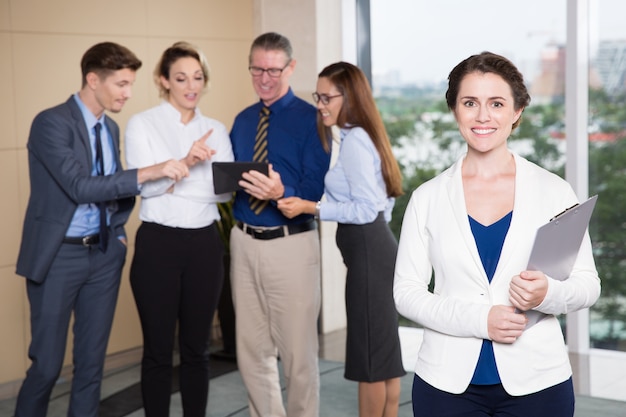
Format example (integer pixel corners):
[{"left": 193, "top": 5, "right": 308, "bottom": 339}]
[{"left": 282, "top": 185, "right": 295, "bottom": 198}]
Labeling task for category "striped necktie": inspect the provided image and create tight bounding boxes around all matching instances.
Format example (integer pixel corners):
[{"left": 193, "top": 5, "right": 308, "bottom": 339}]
[{"left": 249, "top": 107, "right": 270, "bottom": 214}]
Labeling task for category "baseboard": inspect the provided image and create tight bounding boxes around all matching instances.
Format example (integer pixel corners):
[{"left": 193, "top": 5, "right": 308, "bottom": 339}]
[{"left": 0, "top": 378, "right": 20, "bottom": 403}]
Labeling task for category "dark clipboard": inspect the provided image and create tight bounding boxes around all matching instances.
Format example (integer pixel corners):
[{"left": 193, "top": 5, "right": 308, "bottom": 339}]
[
  {"left": 212, "top": 162, "right": 269, "bottom": 194},
  {"left": 523, "top": 195, "right": 598, "bottom": 328}
]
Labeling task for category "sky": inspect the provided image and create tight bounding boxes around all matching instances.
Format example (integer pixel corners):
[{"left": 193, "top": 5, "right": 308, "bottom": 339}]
[{"left": 371, "top": 0, "right": 626, "bottom": 85}]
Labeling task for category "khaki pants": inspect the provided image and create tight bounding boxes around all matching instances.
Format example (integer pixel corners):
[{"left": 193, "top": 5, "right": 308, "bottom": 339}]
[{"left": 230, "top": 225, "right": 321, "bottom": 417}]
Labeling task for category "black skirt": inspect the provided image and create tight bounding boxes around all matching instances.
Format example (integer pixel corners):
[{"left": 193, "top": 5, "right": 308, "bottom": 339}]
[{"left": 336, "top": 213, "right": 406, "bottom": 382}]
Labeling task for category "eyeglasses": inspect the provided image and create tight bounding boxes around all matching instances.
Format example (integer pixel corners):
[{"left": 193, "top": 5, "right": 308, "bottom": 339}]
[
  {"left": 312, "top": 92, "right": 343, "bottom": 105},
  {"left": 248, "top": 61, "right": 291, "bottom": 78}
]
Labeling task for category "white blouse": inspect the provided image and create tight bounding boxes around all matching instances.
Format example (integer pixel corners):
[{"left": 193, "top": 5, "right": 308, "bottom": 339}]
[{"left": 125, "top": 101, "right": 234, "bottom": 228}]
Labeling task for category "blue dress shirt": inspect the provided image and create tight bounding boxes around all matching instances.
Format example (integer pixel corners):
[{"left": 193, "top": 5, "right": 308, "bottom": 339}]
[
  {"left": 230, "top": 89, "right": 330, "bottom": 227},
  {"left": 469, "top": 211, "right": 512, "bottom": 385},
  {"left": 65, "top": 93, "right": 117, "bottom": 237}
]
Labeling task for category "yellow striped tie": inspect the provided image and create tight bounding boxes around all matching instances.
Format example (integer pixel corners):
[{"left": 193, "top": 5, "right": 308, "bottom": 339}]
[{"left": 250, "top": 107, "right": 270, "bottom": 214}]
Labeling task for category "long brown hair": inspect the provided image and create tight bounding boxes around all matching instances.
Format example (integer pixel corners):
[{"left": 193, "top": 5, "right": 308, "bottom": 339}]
[{"left": 317, "top": 62, "right": 403, "bottom": 197}]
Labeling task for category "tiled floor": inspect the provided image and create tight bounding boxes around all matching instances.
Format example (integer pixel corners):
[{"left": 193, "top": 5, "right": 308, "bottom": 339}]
[{"left": 1, "top": 327, "right": 625, "bottom": 416}]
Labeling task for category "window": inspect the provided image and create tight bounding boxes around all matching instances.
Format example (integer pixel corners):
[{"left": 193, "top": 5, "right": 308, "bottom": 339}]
[
  {"left": 588, "top": 0, "right": 626, "bottom": 352},
  {"left": 367, "top": 0, "right": 626, "bottom": 401}
]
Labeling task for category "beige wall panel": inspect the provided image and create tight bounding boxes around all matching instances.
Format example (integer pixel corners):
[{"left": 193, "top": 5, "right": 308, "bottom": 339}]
[
  {"left": 0, "top": 34, "right": 17, "bottom": 150},
  {"left": 195, "top": 39, "right": 258, "bottom": 127},
  {"left": 0, "top": 0, "right": 10, "bottom": 30},
  {"left": 16, "top": 148, "right": 29, "bottom": 220},
  {"left": 0, "top": 150, "right": 22, "bottom": 267},
  {"left": 0, "top": 267, "right": 28, "bottom": 383},
  {"left": 12, "top": 34, "right": 153, "bottom": 149},
  {"left": 107, "top": 252, "right": 142, "bottom": 352},
  {"left": 256, "top": 0, "right": 318, "bottom": 93},
  {"left": 10, "top": 0, "right": 147, "bottom": 35},
  {"left": 12, "top": 34, "right": 90, "bottom": 149},
  {"left": 146, "top": 0, "right": 253, "bottom": 39}
]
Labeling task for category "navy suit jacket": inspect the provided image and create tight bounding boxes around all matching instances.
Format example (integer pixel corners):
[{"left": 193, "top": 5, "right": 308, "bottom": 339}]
[{"left": 16, "top": 96, "right": 139, "bottom": 283}]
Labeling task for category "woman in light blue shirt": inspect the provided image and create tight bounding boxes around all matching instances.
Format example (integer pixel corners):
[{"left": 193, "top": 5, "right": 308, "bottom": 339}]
[{"left": 278, "top": 61, "right": 405, "bottom": 417}]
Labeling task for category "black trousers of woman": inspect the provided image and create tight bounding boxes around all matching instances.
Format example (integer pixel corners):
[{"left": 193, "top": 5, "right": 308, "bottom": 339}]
[{"left": 130, "top": 222, "right": 224, "bottom": 417}]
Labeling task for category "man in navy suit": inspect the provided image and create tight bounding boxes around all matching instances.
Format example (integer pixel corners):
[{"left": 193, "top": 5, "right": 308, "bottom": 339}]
[{"left": 14, "top": 42, "right": 190, "bottom": 417}]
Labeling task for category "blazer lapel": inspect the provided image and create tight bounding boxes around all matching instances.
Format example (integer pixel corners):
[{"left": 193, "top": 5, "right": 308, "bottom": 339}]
[
  {"left": 104, "top": 117, "right": 122, "bottom": 172},
  {"left": 491, "top": 153, "right": 533, "bottom": 284},
  {"left": 67, "top": 97, "right": 93, "bottom": 169},
  {"left": 445, "top": 156, "right": 490, "bottom": 284}
]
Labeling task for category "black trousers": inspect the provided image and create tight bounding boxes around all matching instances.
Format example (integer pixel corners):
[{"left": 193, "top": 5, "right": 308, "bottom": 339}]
[
  {"left": 412, "top": 374, "right": 575, "bottom": 417},
  {"left": 130, "top": 222, "right": 224, "bottom": 417}
]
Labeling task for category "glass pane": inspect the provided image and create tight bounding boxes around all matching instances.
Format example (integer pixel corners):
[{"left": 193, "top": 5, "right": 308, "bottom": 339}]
[
  {"left": 371, "top": 0, "right": 566, "bottom": 234},
  {"left": 588, "top": 0, "right": 626, "bottom": 352},
  {"left": 370, "top": 1, "right": 570, "bottom": 326}
]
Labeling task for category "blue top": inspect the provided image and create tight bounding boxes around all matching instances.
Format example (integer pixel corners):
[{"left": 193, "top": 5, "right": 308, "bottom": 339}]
[
  {"left": 66, "top": 93, "right": 117, "bottom": 237},
  {"left": 230, "top": 88, "right": 330, "bottom": 226},
  {"left": 468, "top": 211, "right": 512, "bottom": 385},
  {"left": 320, "top": 127, "right": 394, "bottom": 224}
]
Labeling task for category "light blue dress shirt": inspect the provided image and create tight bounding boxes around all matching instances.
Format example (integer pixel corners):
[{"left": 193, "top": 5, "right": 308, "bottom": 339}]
[
  {"left": 65, "top": 93, "right": 117, "bottom": 237},
  {"left": 320, "top": 126, "right": 394, "bottom": 224}
]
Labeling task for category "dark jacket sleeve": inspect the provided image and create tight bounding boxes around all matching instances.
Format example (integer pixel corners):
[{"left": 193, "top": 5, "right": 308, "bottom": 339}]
[{"left": 16, "top": 99, "right": 138, "bottom": 283}]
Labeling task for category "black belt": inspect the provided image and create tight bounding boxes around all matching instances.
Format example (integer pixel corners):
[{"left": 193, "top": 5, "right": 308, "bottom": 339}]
[
  {"left": 63, "top": 234, "right": 100, "bottom": 247},
  {"left": 237, "top": 219, "right": 317, "bottom": 240}
]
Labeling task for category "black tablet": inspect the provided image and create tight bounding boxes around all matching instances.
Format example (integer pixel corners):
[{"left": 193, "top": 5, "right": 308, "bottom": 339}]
[{"left": 212, "top": 162, "right": 269, "bottom": 194}]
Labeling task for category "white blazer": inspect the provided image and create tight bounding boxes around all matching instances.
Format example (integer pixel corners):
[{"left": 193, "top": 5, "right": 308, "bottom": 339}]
[{"left": 394, "top": 152, "right": 600, "bottom": 396}]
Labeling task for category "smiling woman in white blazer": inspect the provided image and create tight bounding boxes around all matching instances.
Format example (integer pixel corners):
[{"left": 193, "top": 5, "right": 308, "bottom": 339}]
[{"left": 393, "top": 52, "right": 600, "bottom": 417}]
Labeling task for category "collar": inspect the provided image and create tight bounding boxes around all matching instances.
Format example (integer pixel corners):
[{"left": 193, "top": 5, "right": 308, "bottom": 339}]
[
  {"left": 160, "top": 100, "right": 201, "bottom": 124},
  {"left": 257, "top": 87, "right": 296, "bottom": 115},
  {"left": 73, "top": 93, "right": 105, "bottom": 129}
]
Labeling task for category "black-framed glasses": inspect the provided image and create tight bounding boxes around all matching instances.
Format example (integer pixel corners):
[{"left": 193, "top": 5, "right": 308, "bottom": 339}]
[
  {"left": 248, "top": 61, "right": 291, "bottom": 78},
  {"left": 312, "top": 92, "right": 343, "bottom": 105}
]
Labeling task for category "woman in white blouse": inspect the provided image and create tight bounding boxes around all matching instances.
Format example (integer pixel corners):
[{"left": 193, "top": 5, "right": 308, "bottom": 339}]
[
  {"left": 125, "top": 41, "right": 233, "bottom": 417},
  {"left": 278, "top": 62, "right": 405, "bottom": 417}
]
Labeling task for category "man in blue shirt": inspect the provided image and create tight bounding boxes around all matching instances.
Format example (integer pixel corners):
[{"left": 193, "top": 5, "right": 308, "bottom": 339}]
[
  {"left": 14, "top": 42, "right": 189, "bottom": 417},
  {"left": 229, "top": 32, "right": 330, "bottom": 417}
]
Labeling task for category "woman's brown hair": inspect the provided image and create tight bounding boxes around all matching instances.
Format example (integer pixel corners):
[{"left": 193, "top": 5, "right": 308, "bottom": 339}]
[
  {"left": 446, "top": 51, "right": 530, "bottom": 130},
  {"left": 317, "top": 62, "right": 403, "bottom": 197}
]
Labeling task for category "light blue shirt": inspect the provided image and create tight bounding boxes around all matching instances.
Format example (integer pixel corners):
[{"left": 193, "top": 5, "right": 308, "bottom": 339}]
[
  {"left": 320, "top": 126, "right": 394, "bottom": 224},
  {"left": 65, "top": 93, "right": 117, "bottom": 237}
]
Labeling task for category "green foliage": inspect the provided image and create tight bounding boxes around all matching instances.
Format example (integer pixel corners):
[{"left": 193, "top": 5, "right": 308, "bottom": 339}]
[
  {"left": 590, "top": 88, "right": 626, "bottom": 132},
  {"left": 217, "top": 200, "right": 236, "bottom": 252},
  {"left": 384, "top": 117, "right": 416, "bottom": 147},
  {"left": 389, "top": 166, "right": 437, "bottom": 240},
  {"left": 589, "top": 139, "right": 626, "bottom": 341}
]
